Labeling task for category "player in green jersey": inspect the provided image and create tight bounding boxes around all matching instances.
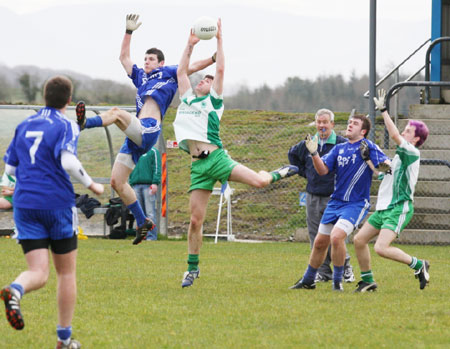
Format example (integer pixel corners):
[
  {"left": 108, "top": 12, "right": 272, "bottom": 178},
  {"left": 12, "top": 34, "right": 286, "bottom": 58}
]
[{"left": 353, "top": 89, "right": 430, "bottom": 292}]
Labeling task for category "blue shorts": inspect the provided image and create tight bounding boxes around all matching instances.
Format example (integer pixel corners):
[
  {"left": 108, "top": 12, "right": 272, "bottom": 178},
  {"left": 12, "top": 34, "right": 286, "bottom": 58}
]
[
  {"left": 321, "top": 199, "right": 371, "bottom": 228},
  {"left": 14, "top": 207, "right": 78, "bottom": 241},
  {"left": 119, "top": 118, "right": 161, "bottom": 164}
]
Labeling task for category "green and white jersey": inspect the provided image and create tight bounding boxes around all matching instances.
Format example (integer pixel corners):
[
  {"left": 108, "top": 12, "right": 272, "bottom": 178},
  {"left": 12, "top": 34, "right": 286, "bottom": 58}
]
[
  {"left": 173, "top": 87, "right": 224, "bottom": 153},
  {"left": 376, "top": 138, "right": 420, "bottom": 210}
]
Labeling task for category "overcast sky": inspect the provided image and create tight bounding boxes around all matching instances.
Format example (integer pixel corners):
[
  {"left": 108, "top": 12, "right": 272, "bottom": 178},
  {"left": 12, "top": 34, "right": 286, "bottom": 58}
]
[{"left": 0, "top": 0, "right": 432, "bottom": 91}]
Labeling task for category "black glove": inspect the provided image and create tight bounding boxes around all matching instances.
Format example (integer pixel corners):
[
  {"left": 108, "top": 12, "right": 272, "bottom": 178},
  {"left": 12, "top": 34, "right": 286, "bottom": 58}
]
[{"left": 360, "top": 140, "right": 370, "bottom": 161}]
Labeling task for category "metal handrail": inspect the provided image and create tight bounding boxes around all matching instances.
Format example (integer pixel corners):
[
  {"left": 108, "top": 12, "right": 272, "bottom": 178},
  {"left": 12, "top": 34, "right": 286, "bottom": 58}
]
[
  {"left": 424, "top": 36, "right": 450, "bottom": 103},
  {"left": 421, "top": 159, "right": 450, "bottom": 169},
  {"left": 364, "top": 38, "right": 430, "bottom": 98},
  {"left": 382, "top": 81, "right": 450, "bottom": 148}
]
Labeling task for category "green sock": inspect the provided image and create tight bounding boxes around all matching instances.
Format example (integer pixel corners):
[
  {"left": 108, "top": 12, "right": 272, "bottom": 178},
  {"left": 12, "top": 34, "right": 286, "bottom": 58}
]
[
  {"left": 187, "top": 254, "right": 199, "bottom": 272},
  {"left": 361, "top": 270, "right": 374, "bottom": 283},
  {"left": 409, "top": 257, "right": 423, "bottom": 271},
  {"left": 270, "top": 172, "right": 281, "bottom": 183}
]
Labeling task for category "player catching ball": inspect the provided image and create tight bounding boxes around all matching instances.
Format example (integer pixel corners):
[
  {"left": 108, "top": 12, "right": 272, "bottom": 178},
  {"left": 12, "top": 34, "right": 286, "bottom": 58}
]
[
  {"left": 353, "top": 89, "right": 430, "bottom": 292},
  {"left": 75, "top": 14, "right": 215, "bottom": 244},
  {"left": 173, "top": 19, "right": 299, "bottom": 288}
]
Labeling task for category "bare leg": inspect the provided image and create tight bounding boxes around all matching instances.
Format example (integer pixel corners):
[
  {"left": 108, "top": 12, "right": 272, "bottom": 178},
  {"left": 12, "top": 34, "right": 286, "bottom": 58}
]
[
  {"left": 110, "top": 161, "right": 136, "bottom": 206},
  {"left": 374, "top": 229, "right": 413, "bottom": 265},
  {"left": 99, "top": 107, "right": 132, "bottom": 130},
  {"left": 52, "top": 250, "right": 77, "bottom": 328},
  {"left": 14, "top": 249, "right": 50, "bottom": 293},
  {"left": 354, "top": 222, "right": 380, "bottom": 271},
  {"left": 188, "top": 189, "right": 212, "bottom": 255},
  {"left": 0, "top": 198, "right": 12, "bottom": 209},
  {"left": 330, "top": 227, "right": 348, "bottom": 267},
  {"left": 309, "top": 233, "right": 331, "bottom": 268},
  {"left": 228, "top": 164, "right": 272, "bottom": 188}
]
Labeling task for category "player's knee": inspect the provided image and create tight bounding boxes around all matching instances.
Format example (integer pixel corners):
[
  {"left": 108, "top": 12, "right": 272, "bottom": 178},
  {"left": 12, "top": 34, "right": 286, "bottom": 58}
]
[
  {"left": 190, "top": 214, "right": 204, "bottom": 230},
  {"left": 330, "top": 234, "right": 344, "bottom": 247},
  {"left": 373, "top": 241, "right": 388, "bottom": 257},
  {"left": 313, "top": 235, "right": 329, "bottom": 251},
  {"left": 33, "top": 269, "right": 50, "bottom": 288},
  {"left": 353, "top": 234, "right": 365, "bottom": 248},
  {"left": 110, "top": 176, "right": 123, "bottom": 191}
]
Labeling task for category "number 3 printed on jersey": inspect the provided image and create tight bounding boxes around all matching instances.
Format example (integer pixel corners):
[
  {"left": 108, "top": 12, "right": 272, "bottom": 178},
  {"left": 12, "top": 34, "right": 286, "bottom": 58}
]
[{"left": 25, "top": 131, "right": 43, "bottom": 164}]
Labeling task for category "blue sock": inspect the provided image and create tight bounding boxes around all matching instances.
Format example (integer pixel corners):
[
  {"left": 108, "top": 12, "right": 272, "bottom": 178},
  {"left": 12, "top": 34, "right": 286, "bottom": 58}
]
[
  {"left": 127, "top": 201, "right": 146, "bottom": 227},
  {"left": 57, "top": 325, "right": 72, "bottom": 341},
  {"left": 333, "top": 265, "right": 344, "bottom": 283},
  {"left": 85, "top": 115, "right": 103, "bottom": 128},
  {"left": 302, "top": 265, "right": 318, "bottom": 284},
  {"left": 10, "top": 283, "right": 24, "bottom": 298}
]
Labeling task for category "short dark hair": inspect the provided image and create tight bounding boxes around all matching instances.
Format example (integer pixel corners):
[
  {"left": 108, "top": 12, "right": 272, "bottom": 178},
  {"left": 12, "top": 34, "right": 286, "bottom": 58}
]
[
  {"left": 351, "top": 114, "right": 371, "bottom": 138},
  {"left": 44, "top": 75, "right": 72, "bottom": 109},
  {"left": 146, "top": 48, "right": 165, "bottom": 62},
  {"left": 204, "top": 74, "right": 214, "bottom": 80}
]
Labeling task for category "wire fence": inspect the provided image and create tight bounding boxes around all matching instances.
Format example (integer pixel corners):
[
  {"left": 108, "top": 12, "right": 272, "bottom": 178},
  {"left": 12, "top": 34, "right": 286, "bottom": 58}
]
[{"left": 0, "top": 106, "right": 448, "bottom": 244}]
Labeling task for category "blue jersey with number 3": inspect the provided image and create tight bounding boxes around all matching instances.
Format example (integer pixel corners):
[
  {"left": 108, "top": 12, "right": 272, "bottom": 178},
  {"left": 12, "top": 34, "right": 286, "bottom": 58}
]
[
  {"left": 322, "top": 138, "right": 388, "bottom": 202},
  {"left": 3, "top": 107, "right": 79, "bottom": 209}
]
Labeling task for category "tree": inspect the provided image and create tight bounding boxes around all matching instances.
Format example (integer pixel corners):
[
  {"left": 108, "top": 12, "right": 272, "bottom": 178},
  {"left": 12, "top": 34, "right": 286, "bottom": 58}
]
[{"left": 19, "top": 73, "right": 39, "bottom": 103}]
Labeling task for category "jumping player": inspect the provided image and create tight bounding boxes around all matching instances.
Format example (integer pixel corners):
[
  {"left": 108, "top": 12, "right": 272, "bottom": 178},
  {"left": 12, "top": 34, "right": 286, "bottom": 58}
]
[
  {"left": 290, "top": 114, "right": 389, "bottom": 291},
  {"left": 1, "top": 76, "right": 104, "bottom": 348},
  {"left": 174, "top": 19, "right": 298, "bottom": 288},
  {"left": 76, "top": 14, "right": 215, "bottom": 244},
  {"left": 353, "top": 89, "right": 430, "bottom": 292}
]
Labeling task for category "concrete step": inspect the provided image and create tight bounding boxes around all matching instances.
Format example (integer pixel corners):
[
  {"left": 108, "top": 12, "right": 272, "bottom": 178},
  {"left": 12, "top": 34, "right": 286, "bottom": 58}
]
[
  {"left": 369, "top": 196, "right": 450, "bottom": 213},
  {"left": 397, "top": 229, "right": 450, "bottom": 245},
  {"left": 383, "top": 149, "right": 450, "bottom": 162},
  {"left": 408, "top": 213, "right": 450, "bottom": 229},
  {"left": 419, "top": 135, "right": 450, "bottom": 150},
  {"left": 382, "top": 135, "right": 450, "bottom": 150},
  {"left": 416, "top": 165, "right": 450, "bottom": 180},
  {"left": 366, "top": 212, "right": 450, "bottom": 229},
  {"left": 397, "top": 119, "right": 449, "bottom": 135},
  {"left": 409, "top": 104, "right": 450, "bottom": 119},
  {"left": 371, "top": 180, "right": 450, "bottom": 197}
]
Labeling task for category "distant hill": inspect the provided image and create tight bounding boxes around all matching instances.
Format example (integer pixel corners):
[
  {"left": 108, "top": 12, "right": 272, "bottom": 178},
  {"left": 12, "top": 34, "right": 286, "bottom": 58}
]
[
  {"left": 0, "top": 63, "right": 423, "bottom": 115},
  {"left": 0, "top": 64, "right": 136, "bottom": 105}
]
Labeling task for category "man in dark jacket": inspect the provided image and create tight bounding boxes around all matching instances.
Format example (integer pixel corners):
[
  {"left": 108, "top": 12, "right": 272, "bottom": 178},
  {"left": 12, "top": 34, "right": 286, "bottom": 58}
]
[{"left": 288, "top": 108, "right": 354, "bottom": 283}]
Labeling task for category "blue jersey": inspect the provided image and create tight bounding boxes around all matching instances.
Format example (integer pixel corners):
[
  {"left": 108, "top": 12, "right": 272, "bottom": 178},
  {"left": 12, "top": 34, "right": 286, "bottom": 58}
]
[
  {"left": 3, "top": 107, "right": 79, "bottom": 209},
  {"left": 322, "top": 138, "right": 388, "bottom": 202},
  {"left": 130, "top": 64, "right": 178, "bottom": 117}
]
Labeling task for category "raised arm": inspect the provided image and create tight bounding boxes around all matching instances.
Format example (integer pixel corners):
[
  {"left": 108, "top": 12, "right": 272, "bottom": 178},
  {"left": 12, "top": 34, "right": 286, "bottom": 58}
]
[
  {"left": 178, "top": 30, "right": 200, "bottom": 97},
  {"left": 305, "top": 134, "right": 329, "bottom": 175},
  {"left": 186, "top": 19, "right": 220, "bottom": 76},
  {"left": 374, "top": 89, "right": 402, "bottom": 146},
  {"left": 119, "top": 14, "right": 142, "bottom": 76},
  {"left": 212, "top": 19, "right": 224, "bottom": 95}
]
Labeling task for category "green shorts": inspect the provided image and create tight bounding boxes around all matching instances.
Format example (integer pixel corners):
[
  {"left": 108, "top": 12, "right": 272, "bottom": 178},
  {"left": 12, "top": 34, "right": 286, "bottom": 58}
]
[
  {"left": 189, "top": 148, "right": 239, "bottom": 192},
  {"left": 3, "top": 195, "right": 13, "bottom": 205},
  {"left": 368, "top": 200, "right": 414, "bottom": 236}
]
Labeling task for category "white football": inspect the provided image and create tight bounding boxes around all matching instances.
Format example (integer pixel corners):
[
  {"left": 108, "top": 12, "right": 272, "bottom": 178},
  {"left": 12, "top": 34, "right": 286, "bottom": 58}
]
[{"left": 192, "top": 16, "right": 217, "bottom": 40}]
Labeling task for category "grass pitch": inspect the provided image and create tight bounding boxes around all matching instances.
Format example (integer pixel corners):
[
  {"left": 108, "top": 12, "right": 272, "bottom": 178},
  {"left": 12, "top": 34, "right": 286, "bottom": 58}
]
[{"left": 0, "top": 238, "right": 449, "bottom": 348}]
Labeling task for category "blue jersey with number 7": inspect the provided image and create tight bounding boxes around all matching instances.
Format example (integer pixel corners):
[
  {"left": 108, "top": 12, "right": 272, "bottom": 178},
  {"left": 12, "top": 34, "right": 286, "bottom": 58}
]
[{"left": 3, "top": 107, "right": 79, "bottom": 209}]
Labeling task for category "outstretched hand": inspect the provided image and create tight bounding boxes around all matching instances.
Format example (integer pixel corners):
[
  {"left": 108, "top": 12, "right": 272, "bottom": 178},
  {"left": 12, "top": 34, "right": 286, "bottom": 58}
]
[
  {"left": 360, "top": 139, "right": 370, "bottom": 161},
  {"left": 126, "top": 14, "right": 142, "bottom": 33},
  {"left": 216, "top": 18, "right": 222, "bottom": 40},
  {"left": 305, "top": 134, "right": 318, "bottom": 156},
  {"left": 373, "top": 88, "right": 387, "bottom": 112},
  {"left": 188, "top": 28, "right": 200, "bottom": 45}
]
